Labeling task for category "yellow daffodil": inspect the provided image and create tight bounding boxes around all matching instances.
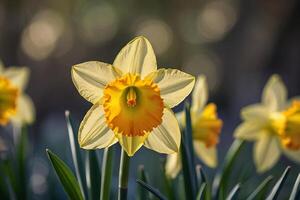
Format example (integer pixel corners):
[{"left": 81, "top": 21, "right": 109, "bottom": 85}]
[
  {"left": 234, "top": 74, "right": 300, "bottom": 173},
  {"left": 0, "top": 61, "right": 35, "bottom": 126},
  {"left": 166, "top": 75, "right": 223, "bottom": 178},
  {"left": 71, "top": 36, "right": 195, "bottom": 156}
]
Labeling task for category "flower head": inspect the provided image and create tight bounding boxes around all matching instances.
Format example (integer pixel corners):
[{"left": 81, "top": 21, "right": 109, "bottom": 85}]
[
  {"left": 0, "top": 61, "right": 35, "bottom": 126},
  {"left": 234, "top": 75, "right": 300, "bottom": 173},
  {"left": 166, "top": 75, "right": 222, "bottom": 178},
  {"left": 72, "top": 37, "right": 195, "bottom": 156}
]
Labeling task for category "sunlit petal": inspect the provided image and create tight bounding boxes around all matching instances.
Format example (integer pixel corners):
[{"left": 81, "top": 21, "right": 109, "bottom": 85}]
[
  {"left": 254, "top": 132, "right": 281, "bottom": 173},
  {"left": 144, "top": 108, "right": 181, "bottom": 154},
  {"left": 194, "top": 141, "right": 217, "bottom": 168},
  {"left": 115, "top": 132, "right": 149, "bottom": 156},
  {"left": 113, "top": 36, "right": 157, "bottom": 77},
  {"left": 12, "top": 94, "right": 35, "bottom": 125},
  {"left": 234, "top": 121, "right": 264, "bottom": 141},
  {"left": 71, "top": 61, "right": 121, "bottom": 104},
  {"left": 241, "top": 104, "right": 270, "bottom": 122},
  {"left": 262, "top": 74, "right": 287, "bottom": 111},
  {"left": 78, "top": 104, "right": 117, "bottom": 149},
  {"left": 192, "top": 75, "right": 208, "bottom": 114},
  {"left": 3, "top": 67, "right": 29, "bottom": 91},
  {"left": 165, "top": 153, "right": 182, "bottom": 178},
  {"left": 146, "top": 68, "right": 195, "bottom": 108}
]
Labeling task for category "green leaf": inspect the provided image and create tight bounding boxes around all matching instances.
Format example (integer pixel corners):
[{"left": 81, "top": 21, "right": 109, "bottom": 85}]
[
  {"left": 212, "top": 139, "right": 245, "bottom": 199},
  {"left": 180, "top": 102, "right": 198, "bottom": 199},
  {"left": 136, "top": 179, "right": 167, "bottom": 200},
  {"left": 196, "top": 183, "right": 206, "bottom": 200},
  {"left": 85, "top": 150, "right": 101, "bottom": 200},
  {"left": 65, "top": 111, "right": 87, "bottom": 198},
  {"left": 160, "top": 161, "right": 175, "bottom": 200},
  {"left": 137, "top": 165, "right": 150, "bottom": 200},
  {"left": 266, "top": 166, "right": 291, "bottom": 200},
  {"left": 16, "top": 126, "right": 28, "bottom": 199},
  {"left": 100, "top": 147, "right": 114, "bottom": 200},
  {"left": 46, "top": 149, "right": 84, "bottom": 200},
  {"left": 0, "top": 160, "right": 13, "bottom": 199},
  {"left": 225, "top": 184, "right": 240, "bottom": 200},
  {"left": 289, "top": 173, "right": 300, "bottom": 200},
  {"left": 196, "top": 165, "right": 211, "bottom": 200},
  {"left": 246, "top": 176, "right": 273, "bottom": 200}
]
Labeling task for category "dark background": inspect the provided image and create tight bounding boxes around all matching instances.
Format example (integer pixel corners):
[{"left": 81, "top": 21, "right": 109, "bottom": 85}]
[{"left": 0, "top": 0, "right": 300, "bottom": 199}]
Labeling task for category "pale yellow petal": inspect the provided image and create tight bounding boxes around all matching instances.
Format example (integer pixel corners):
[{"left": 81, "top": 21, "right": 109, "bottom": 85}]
[
  {"left": 234, "top": 122, "right": 264, "bottom": 141},
  {"left": 144, "top": 108, "right": 181, "bottom": 154},
  {"left": 113, "top": 36, "right": 157, "bottom": 78},
  {"left": 115, "top": 133, "right": 149, "bottom": 156},
  {"left": 282, "top": 148, "right": 300, "bottom": 163},
  {"left": 262, "top": 74, "right": 287, "bottom": 111},
  {"left": 11, "top": 94, "right": 35, "bottom": 125},
  {"left": 146, "top": 69, "right": 195, "bottom": 108},
  {"left": 165, "top": 153, "right": 182, "bottom": 178},
  {"left": 3, "top": 67, "right": 29, "bottom": 91},
  {"left": 241, "top": 104, "right": 270, "bottom": 122},
  {"left": 78, "top": 104, "right": 117, "bottom": 149},
  {"left": 254, "top": 132, "right": 281, "bottom": 173},
  {"left": 193, "top": 141, "right": 217, "bottom": 168},
  {"left": 71, "top": 61, "right": 121, "bottom": 104},
  {"left": 192, "top": 75, "right": 208, "bottom": 114}
]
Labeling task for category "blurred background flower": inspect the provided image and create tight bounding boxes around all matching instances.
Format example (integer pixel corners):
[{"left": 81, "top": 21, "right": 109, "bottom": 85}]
[{"left": 0, "top": 0, "right": 300, "bottom": 199}]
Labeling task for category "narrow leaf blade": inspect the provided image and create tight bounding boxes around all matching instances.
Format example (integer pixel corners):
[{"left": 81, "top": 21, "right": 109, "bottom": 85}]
[
  {"left": 100, "top": 147, "right": 114, "bottom": 200},
  {"left": 225, "top": 184, "right": 241, "bottom": 200},
  {"left": 266, "top": 166, "right": 291, "bottom": 200},
  {"left": 246, "top": 176, "right": 273, "bottom": 200},
  {"left": 212, "top": 139, "right": 244, "bottom": 199},
  {"left": 46, "top": 149, "right": 84, "bottom": 200},
  {"left": 136, "top": 179, "right": 168, "bottom": 200},
  {"left": 85, "top": 150, "right": 101, "bottom": 200},
  {"left": 289, "top": 173, "right": 300, "bottom": 200},
  {"left": 65, "top": 111, "right": 87, "bottom": 198}
]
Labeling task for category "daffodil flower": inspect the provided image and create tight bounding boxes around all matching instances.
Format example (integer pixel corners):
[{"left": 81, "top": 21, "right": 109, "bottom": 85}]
[
  {"left": 71, "top": 36, "right": 195, "bottom": 156},
  {"left": 234, "top": 74, "right": 300, "bottom": 173},
  {"left": 0, "top": 61, "right": 35, "bottom": 126},
  {"left": 166, "top": 75, "right": 223, "bottom": 178}
]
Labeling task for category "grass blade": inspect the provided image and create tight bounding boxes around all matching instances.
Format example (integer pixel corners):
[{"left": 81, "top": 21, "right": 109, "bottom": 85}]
[
  {"left": 289, "top": 173, "right": 300, "bottom": 200},
  {"left": 226, "top": 184, "right": 241, "bottom": 200},
  {"left": 180, "top": 102, "right": 198, "bottom": 199},
  {"left": 100, "top": 147, "right": 114, "bottom": 200},
  {"left": 266, "top": 166, "right": 291, "bottom": 200},
  {"left": 46, "top": 149, "right": 84, "bottom": 200},
  {"left": 196, "top": 183, "right": 206, "bottom": 200},
  {"left": 212, "top": 139, "right": 244, "bottom": 199},
  {"left": 65, "top": 111, "right": 87, "bottom": 198},
  {"left": 85, "top": 150, "right": 101, "bottom": 200},
  {"left": 16, "top": 126, "right": 28, "bottom": 199},
  {"left": 137, "top": 165, "right": 150, "bottom": 200},
  {"left": 137, "top": 179, "right": 167, "bottom": 200},
  {"left": 246, "top": 176, "right": 273, "bottom": 200}
]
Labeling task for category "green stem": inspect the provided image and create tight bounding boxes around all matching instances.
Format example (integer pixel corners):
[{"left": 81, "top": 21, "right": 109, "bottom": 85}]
[
  {"left": 100, "top": 147, "right": 114, "bottom": 200},
  {"left": 118, "top": 149, "right": 130, "bottom": 200}
]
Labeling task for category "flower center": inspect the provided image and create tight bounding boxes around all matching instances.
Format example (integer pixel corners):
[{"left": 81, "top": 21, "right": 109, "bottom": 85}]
[
  {"left": 126, "top": 87, "right": 137, "bottom": 107},
  {"left": 103, "top": 74, "right": 164, "bottom": 137},
  {"left": 192, "top": 103, "right": 222, "bottom": 148},
  {"left": 272, "top": 101, "right": 300, "bottom": 150},
  {"left": 0, "top": 76, "right": 19, "bottom": 125}
]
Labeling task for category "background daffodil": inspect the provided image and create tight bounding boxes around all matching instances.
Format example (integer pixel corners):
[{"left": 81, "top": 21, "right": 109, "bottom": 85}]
[
  {"left": 0, "top": 61, "right": 35, "bottom": 127},
  {"left": 166, "top": 75, "right": 223, "bottom": 178},
  {"left": 71, "top": 36, "right": 195, "bottom": 156},
  {"left": 234, "top": 74, "right": 300, "bottom": 173}
]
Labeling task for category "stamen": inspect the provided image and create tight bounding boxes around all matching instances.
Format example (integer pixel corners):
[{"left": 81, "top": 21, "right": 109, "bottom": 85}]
[{"left": 126, "top": 87, "right": 137, "bottom": 107}]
